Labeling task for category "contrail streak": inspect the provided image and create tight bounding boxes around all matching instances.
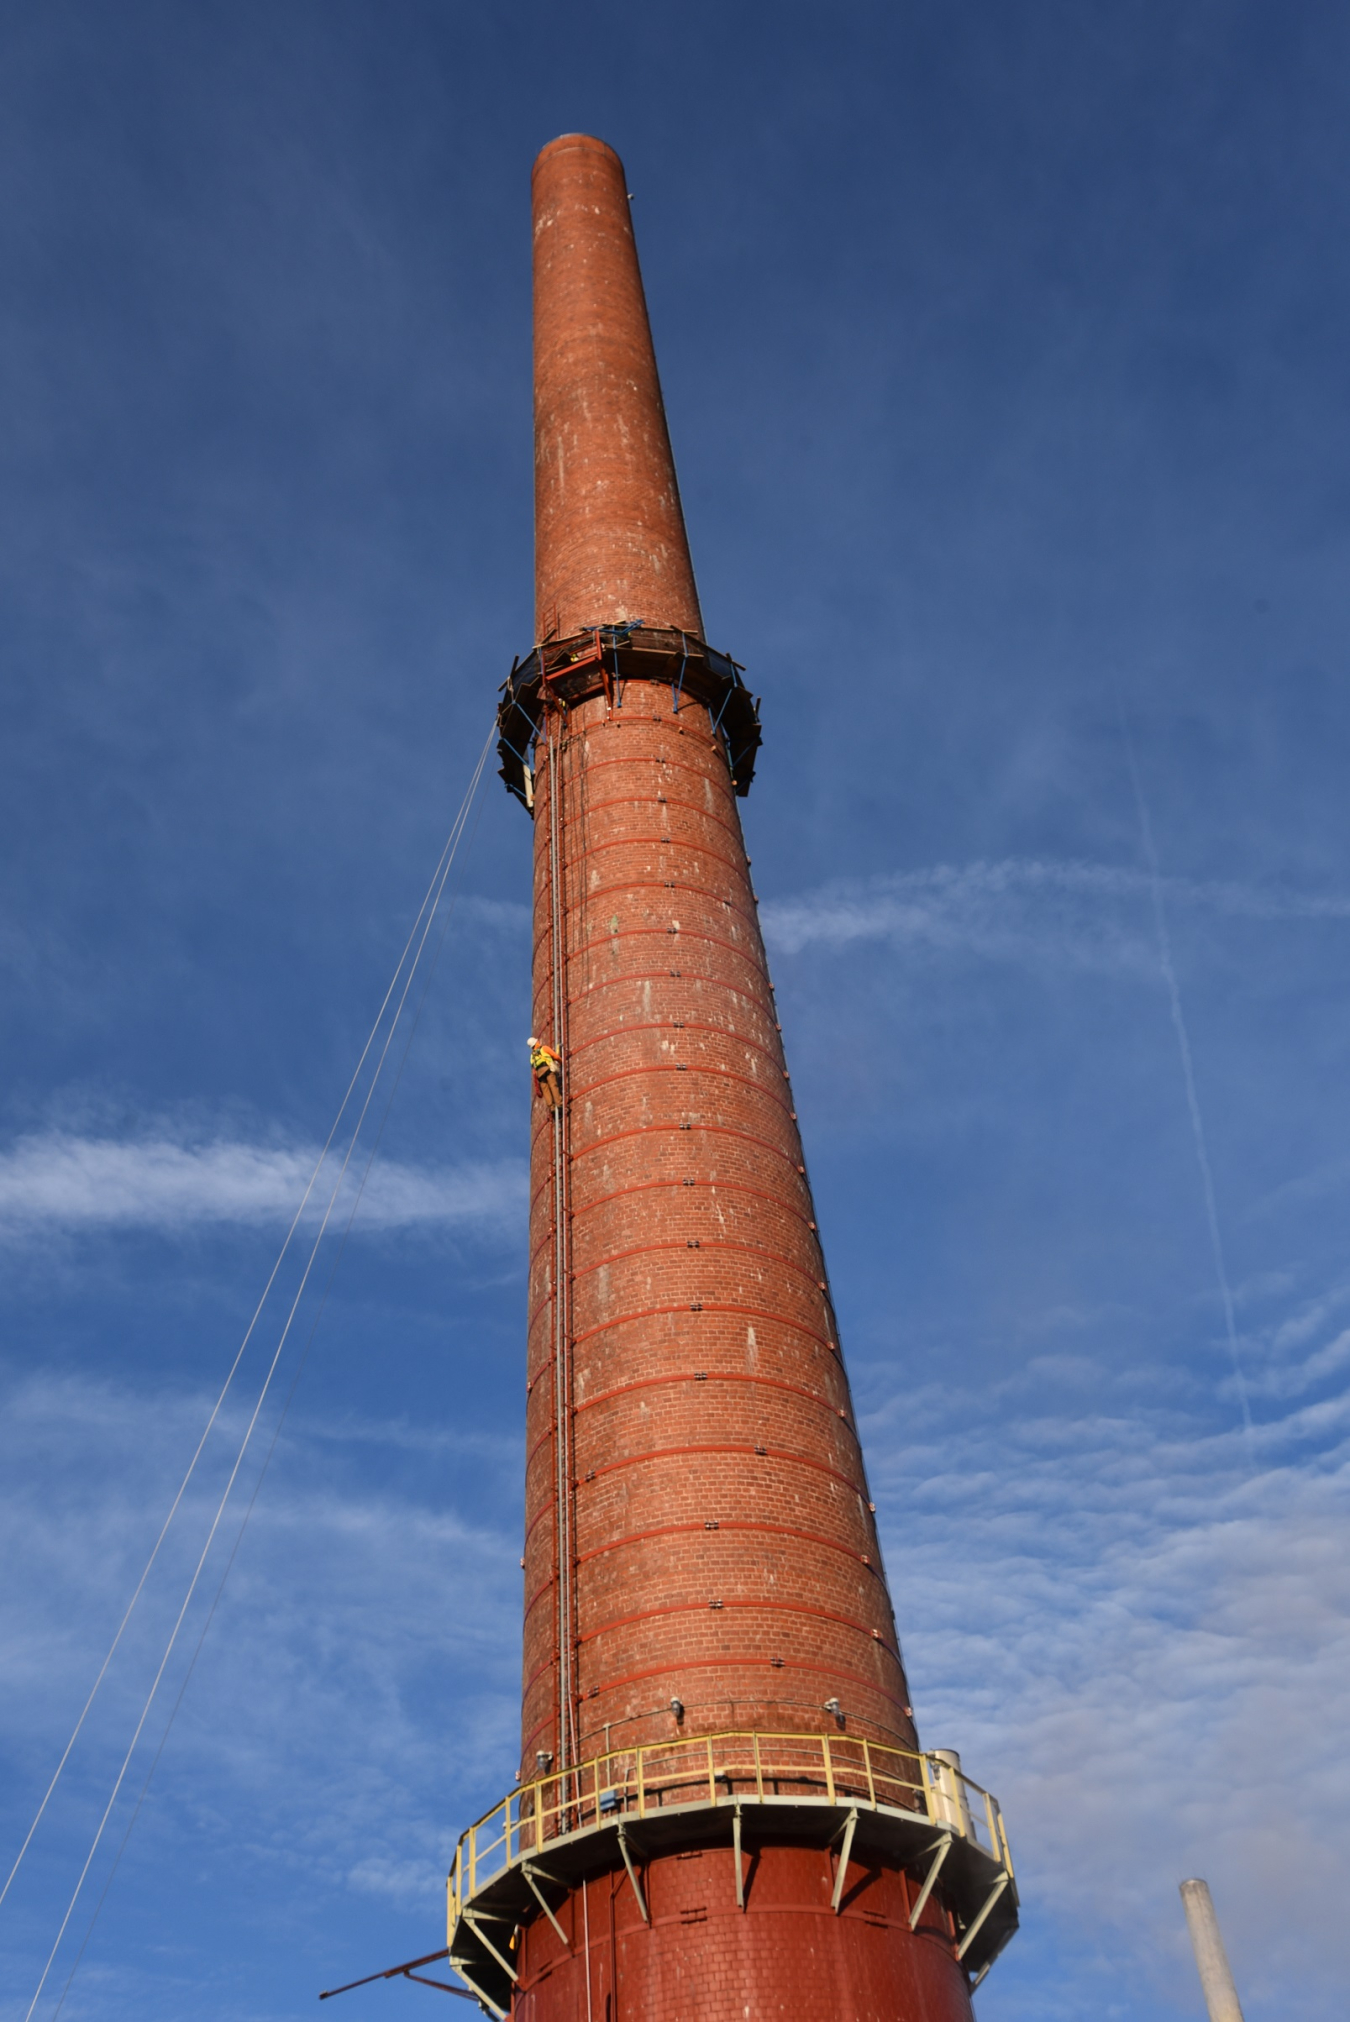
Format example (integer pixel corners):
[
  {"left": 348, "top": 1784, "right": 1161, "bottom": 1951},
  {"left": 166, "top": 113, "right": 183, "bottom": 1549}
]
[{"left": 1118, "top": 706, "right": 1255, "bottom": 1446}]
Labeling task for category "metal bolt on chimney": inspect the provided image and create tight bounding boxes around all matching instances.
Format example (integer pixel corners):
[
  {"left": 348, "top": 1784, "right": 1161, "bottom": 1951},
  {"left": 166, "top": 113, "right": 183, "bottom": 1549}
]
[{"left": 443, "top": 134, "right": 1020, "bottom": 2021}]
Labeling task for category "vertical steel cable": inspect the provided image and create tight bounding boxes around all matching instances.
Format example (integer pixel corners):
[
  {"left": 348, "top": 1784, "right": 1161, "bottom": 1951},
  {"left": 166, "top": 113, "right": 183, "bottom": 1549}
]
[{"left": 545, "top": 721, "right": 579, "bottom": 1775}]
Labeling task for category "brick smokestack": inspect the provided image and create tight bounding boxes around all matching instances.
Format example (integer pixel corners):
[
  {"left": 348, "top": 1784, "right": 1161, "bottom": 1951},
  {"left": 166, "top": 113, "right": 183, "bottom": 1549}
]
[
  {"left": 532, "top": 135, "right": 702, "bottom": 643},
  {"left": 523, "top": 125, "right": 919, "bottom": 1779},
  {"left": 452, "top": 132, "right": 1015, "bottom": 2022}
]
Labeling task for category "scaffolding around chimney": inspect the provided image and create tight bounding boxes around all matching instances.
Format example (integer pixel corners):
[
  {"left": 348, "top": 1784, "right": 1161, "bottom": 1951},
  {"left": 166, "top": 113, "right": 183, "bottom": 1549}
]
[{"left": 497, "top": 626, "right": 763, "bottom": 812}]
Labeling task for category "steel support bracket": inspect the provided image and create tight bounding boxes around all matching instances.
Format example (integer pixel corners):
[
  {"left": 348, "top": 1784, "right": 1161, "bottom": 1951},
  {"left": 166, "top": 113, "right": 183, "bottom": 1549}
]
[
  {"left": 956, "top": 1873, "right": 1010, "bottom": 1962},
  {"left": 909, "top": 1834, "right": 953, "bottom": 1930},
  {"left": 460, "top": 1912, "right": 519, "bottom": 1986},
  {"left": 617, "top": 1823, "right": 650, "bottom": 1925},
  {"left": 831, "top": 1808, "right": 859, "bottom": 1914},
  {"left": 732, "top": 1804, "right": 746, "bottom": 1911},
  {"left": 448, "top": 1955, "right": 508, "bottom": 2019},
  {"left": 520, "top": 1863, "right": 570, "bottom": 1947}
]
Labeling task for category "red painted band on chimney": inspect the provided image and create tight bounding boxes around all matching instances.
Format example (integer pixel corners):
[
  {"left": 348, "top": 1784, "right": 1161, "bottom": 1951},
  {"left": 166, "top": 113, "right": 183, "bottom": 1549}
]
[
  {"left": 578, "top": 1441, "right": 867, "bottom": 1496},
  {"left": 567, "top": 1240, "right": 830, "bottom": 1296},
  {"left": 563, "top": 1020, "right": 782, "bottom": 1067},
  {"left": 575, "top": 1519, "right": 881, "bottom": 1570}
]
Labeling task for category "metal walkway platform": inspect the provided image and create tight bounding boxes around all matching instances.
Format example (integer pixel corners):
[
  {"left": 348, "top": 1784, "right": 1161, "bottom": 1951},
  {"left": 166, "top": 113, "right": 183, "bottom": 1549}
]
[{"left": 446, "top": 1730, "right": 1017, "bottom": 2014}]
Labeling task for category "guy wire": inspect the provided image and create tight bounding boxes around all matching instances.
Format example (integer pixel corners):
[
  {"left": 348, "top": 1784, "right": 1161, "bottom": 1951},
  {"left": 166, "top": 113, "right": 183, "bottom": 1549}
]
[
  {"left": 46, "top": 746, "right": 492, "bottom": 2022},
  {"left": 1, "top": 731, "right": 490, "bottom": 1924},
  {"left": 47, "top": 760, "right": 491, "bottom": 2021},
  {"left": 20, "top": 725, "right": 493, "bottom": 2020}
]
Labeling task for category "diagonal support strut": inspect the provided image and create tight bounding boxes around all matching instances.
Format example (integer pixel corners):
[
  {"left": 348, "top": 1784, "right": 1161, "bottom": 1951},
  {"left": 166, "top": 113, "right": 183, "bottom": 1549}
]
[
  {"left": 447, "top": 1955, "right": 508, "bottom": 2019},
  {"left": 909, "top": 1834, "right": 953, "bottom": 1930},
  {"left": 831, "top": 1809, "right": 859, "bottom": 1914},
  {"left": 955, "top": 1873, "right": 1011, "bottom": 1961},
  {"left": 521, "top": 1862, "right": 570, "bottom": 1947},
  {"left": 461, "top": 1912, "right": 519, "bottom": 1987},
  {"left": 617, "top": 1823, "right": 649, "bottom": 1924}
]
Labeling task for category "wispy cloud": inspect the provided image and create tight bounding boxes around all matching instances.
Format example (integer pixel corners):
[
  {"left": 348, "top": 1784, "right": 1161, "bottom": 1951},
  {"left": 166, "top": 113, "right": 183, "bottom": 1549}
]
[
  {"left": 760, "top": 859, "right": 1350, "bottom": 971},
  {"left": 0, "top": 1370, "right": 521, "bottom": 1927},
  {"left": 7, "top": 1339, "right": 1347, "bottom": 2018},
  {"left": 0, "top": 1132, "right": 526, "bottom": 1240},
  {"left": 458, "top": 895, "right": 531, "bottom": 933},
  {"left": 4, "top": 1280, "right": 1349, "bottom": 2020},
  {"left": 861, "top": 1349, "right": 1350, "bottom": 2020},
  {"left": 1242, "top": 1281, "right": 1350, "bottom": 1402}
]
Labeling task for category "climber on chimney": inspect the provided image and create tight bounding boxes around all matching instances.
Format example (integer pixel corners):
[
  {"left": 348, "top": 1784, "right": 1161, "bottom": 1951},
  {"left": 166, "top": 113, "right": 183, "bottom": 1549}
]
[{"left": 528, "top": 1036, "right": 563, "bottom": 1112}]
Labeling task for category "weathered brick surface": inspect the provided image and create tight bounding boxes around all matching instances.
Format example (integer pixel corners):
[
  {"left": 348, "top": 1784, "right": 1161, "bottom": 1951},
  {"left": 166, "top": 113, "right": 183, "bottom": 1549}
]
[
  {"left": 512, "top": 132, "right": 974, "bottom": 2022},
  {"left": 521, "top": 692, "right": 915, "bottom": 1767},
  {"left": 532, "top": 135, "right": 702, "bottom": 642},
  {"left": 512, "top": 1843, "right": 974, "bottom": 2021}
]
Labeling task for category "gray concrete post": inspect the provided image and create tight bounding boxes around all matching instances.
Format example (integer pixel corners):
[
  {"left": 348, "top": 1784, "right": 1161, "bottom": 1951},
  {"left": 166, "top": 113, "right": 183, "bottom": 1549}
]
[{"left": 1179, "top": 1879, "right": 1245, "bottom": 2022}]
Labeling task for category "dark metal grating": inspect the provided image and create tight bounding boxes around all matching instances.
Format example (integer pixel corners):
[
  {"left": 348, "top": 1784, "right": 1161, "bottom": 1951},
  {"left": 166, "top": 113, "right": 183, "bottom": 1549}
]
[{"left": 496, "top": 626, "right": 763, "bottom": 812}]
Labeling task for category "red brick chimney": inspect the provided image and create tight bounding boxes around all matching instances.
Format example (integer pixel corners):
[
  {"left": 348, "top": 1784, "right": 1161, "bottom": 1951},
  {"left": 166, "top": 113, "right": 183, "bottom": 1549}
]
[
  {"left": 447, "top": 133, "right": 1016, "bottom": 2022},
  {"left": 532, "top": 134, "right": 702, "bottom": 643}
]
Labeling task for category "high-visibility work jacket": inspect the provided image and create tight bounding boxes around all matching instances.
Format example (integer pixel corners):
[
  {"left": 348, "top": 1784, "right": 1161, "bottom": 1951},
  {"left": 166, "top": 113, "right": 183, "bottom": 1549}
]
[{"left": 530, "top": 1045, "right": 561, "bottom": 1076}]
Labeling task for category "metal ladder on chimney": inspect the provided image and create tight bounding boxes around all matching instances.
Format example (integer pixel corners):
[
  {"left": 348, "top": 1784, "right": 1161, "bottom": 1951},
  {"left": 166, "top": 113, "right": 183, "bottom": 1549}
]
[{"left": 544, "top": 720, "right": 580, "bottom": 1781}]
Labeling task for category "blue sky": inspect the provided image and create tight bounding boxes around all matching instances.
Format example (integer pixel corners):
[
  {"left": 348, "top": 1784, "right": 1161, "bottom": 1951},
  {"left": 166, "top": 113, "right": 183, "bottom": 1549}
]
[{"left": 1, "top": 2, "right": 1348, "bottom": 2018}]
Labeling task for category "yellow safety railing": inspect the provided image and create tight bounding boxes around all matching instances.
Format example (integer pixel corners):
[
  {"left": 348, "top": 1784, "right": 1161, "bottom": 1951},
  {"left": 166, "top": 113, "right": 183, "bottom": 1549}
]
[{"left": 449, "top": 1730, "right": 1012, "bottom": 1925}]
